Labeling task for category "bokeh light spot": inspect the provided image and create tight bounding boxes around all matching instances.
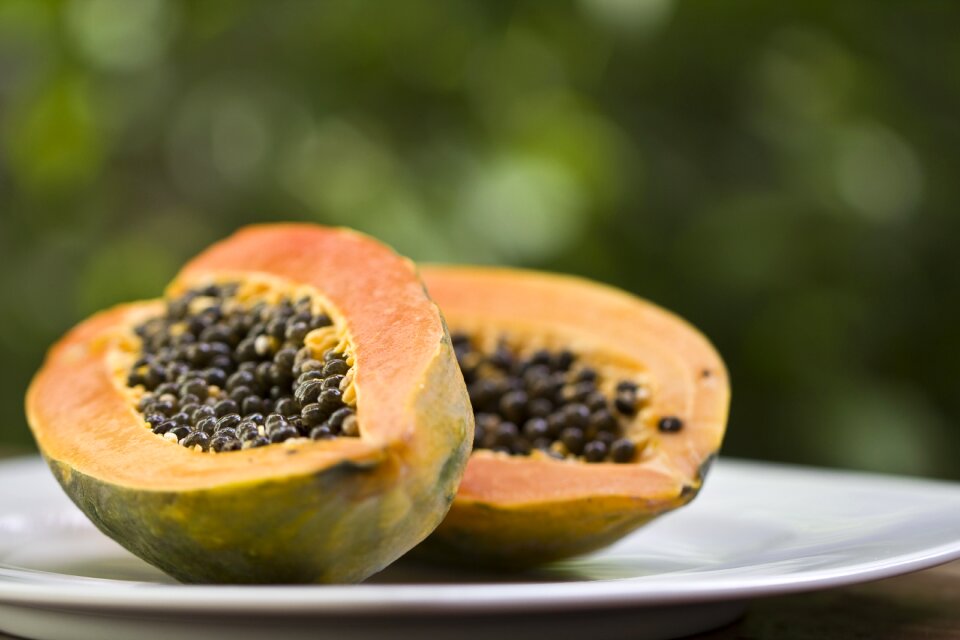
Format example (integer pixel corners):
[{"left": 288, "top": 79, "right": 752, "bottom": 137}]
[
  {"left": 456, "top": 154, "right": 587, "bottom": 262},
  {"left": 4, "top": 75, "right": 102, "bottom": 197},
  {"left": 65, "top": 0, "right": 173, "bottom": 72},
  {"left": 279, "top": 119, "right": 401, "bottom": 217},
  {"left": 579, "top": 0, "right": 674, "bottom": 35},
  {"left": 835, "top": 123, "right": 923, "bottom": 222}
]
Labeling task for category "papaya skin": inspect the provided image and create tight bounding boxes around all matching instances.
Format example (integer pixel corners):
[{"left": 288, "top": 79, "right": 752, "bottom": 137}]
[
  {"left": 26, "top": 225, "right": 473, "bottom": 583},
  {"left": 416, "top": 266, "right": 730, "bottom": 567}
]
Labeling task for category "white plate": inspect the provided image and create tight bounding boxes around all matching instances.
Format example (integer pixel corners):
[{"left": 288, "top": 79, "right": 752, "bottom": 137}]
[{"left": 1, "top": 456, "right": 959, "bottom": 640}]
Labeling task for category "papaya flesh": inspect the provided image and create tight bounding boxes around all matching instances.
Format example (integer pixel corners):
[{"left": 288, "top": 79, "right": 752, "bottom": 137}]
[
  {"left": 26, "top": 224, "right": 473, "bottom": 583},
  {"left": 416, "top": 266, "right": 729, "bottom": 567}
]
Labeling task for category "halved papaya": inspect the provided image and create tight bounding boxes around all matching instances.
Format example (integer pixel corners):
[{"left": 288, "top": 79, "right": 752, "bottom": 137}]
[
  {"left": 25, "top": 224, "right": 473, "bottom": 583},
  {"left": 416, "top": 266, "right": 729, "bottom": 566}
]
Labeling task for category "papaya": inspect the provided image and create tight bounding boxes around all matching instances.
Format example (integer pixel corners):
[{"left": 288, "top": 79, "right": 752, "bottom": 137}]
[
  {"left": 25, "top": 224, "right": 473, "bottom": 584},
  {"left": 416, "top": 266, "right": 729, "bottom": 567}
]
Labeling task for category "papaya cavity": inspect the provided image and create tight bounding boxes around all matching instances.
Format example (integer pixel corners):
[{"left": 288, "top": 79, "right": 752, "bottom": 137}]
[
  {"left": 454, "top": 332, "right": 663, "bottom": 464},
  {"left": 124, "top": 279, "right": 360, "bottom": 453}
]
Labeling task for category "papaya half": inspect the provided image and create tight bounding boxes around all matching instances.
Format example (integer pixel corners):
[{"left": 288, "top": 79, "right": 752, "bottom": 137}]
[
  {"left": 416, "top": 267, "right": 729, "bottom": 567},
  {"left": 25, "top": 224, "right": 473, "bottom": 583}
]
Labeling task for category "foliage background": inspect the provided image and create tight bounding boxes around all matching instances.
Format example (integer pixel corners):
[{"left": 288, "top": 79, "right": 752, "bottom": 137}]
[{"left": 1, "top": 0, "right": 957, "bottom": 478}]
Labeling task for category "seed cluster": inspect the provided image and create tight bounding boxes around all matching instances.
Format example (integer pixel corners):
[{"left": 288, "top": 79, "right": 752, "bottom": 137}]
[
  {"left": 127, "top": 283, "right": 359, "bottom": 452},
  {"left": 453, "top": 333, "right": 681, "bottom": 464}
]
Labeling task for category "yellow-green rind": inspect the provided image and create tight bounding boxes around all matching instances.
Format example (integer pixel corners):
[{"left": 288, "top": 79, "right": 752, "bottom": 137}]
[
  {"left": 416, "top": 455, "right": 714, "bottom": 568},
  {"left": 415, "top": 496, "right": 679, "bottom": 570}
]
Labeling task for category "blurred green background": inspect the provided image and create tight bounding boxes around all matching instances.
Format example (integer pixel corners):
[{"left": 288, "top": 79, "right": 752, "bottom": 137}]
[{"left": 1, "top": 1, "right": 957, "bottom": 478}]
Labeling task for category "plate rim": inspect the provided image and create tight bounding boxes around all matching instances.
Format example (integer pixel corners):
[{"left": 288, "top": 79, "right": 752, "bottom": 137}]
[{"left": 1, "top": 455, "right": 959, "bottom": 614}]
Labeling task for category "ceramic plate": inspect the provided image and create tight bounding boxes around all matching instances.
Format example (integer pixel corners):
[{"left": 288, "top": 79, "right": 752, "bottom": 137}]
[{"left": 1, "top": 456, "right": 959, "bottom": 640}]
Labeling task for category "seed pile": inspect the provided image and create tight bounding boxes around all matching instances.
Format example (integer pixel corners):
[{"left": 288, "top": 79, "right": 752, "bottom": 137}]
[
  {"left": 126, "top": 283, "right": 359, "bottom": 452},
  {"left": 453, "top": 332, "right": 683, "bottom": 463}
]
